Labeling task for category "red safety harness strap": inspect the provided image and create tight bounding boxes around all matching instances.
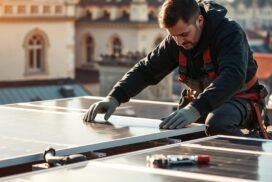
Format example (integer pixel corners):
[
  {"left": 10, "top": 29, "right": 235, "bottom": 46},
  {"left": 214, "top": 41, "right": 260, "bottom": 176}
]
[
  {"left": 187, "top": 89, "right": 194, "bottom": 103},
  {"left": 178, "top": 48, "right": 217, "bottom": 82},
  {"left": 235, "top": 92, "right": 269, "bottom": 139},
  {"left": 178, "top": 53, "right": 187, "bottom": 82},
  {"left": 246, "top": 75, "right": 257, "bottom": 89},
  {"left": 178, "top": 48, "right": 269, "bottom": 139},
  {"left": 202, "top": 48, "right": 217, "bottom": 80},
  {"left": 252, "top": 102, "right": 269, "bottom": 139}
]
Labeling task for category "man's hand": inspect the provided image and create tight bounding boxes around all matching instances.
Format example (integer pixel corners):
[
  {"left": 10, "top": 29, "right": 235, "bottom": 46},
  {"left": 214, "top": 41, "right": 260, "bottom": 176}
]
[
  {"left": 159, "top": 104, "right": 200, "bottom": 129},
  {"left": 83, "top": 96, "right": 119, "bottom": 122}
]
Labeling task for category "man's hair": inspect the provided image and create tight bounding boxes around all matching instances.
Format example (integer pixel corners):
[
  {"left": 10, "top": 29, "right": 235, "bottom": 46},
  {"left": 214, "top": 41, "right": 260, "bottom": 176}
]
[{"left": 158, "top": 0, "right": 201, "bottom": 28}]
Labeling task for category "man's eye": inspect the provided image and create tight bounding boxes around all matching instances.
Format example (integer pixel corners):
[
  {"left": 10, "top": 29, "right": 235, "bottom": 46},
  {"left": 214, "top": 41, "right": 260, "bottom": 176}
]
[{"left": 181, "top": 33, "right": 189, "bottom": 37}]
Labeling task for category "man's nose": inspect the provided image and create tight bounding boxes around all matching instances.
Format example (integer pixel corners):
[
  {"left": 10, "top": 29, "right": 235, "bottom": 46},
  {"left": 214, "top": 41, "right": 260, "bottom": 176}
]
[{"left": 174, "top": 36, "right": 184, "bottom": 46}]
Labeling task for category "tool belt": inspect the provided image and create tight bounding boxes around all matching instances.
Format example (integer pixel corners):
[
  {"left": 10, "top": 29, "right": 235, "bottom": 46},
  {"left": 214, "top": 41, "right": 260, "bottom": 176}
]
[
  {"left": 178, "top": 88, "right": 195, "bottom": 109},
  {"left": 179, "top": 85, "right": 271, "bottom": 139},
  {"left": 235, "top": 85, "right": 271, "bottom": 139}
]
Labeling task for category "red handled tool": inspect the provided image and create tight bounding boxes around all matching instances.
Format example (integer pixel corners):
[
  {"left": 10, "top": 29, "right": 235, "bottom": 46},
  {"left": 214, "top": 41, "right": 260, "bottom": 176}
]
[{"left": 146, "top": 154, "right": 210, "bottom": 168}]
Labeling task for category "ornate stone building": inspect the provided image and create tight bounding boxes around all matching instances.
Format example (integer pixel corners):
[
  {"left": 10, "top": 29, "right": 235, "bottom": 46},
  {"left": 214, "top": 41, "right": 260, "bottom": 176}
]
[
  {"left": 217, "top": 0, "right": 272, "bottom": 30},
  {"left": 76, "top": 0, "right": 173, "bottom": 101},
  {"left": 75, "top": 0, "right": 272, "bottom": 70},
  {"left": 75, "top": 0, "right": 165, "bottom": 68},
  {"left": 0, "top": 0, "right": 78, "bottom": 81}
]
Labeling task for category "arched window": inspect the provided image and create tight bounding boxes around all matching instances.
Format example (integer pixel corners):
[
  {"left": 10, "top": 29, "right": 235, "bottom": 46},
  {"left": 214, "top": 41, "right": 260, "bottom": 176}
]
[
  {"left": 122, "top": 10, "right": 129, "bottom": 17},
  {"left": 23, "top": 29, "right": 49, "bottom": 75},
  {"left": 86, "top": 36, "right": 94, "bottom": 62},
  {"left": 112, "top": 37, "right": 122, "bottom": 56},
  {"left": 103, "top": 10, "right": 110, "bottom": 18},
  {"left": 26, "top": 35, "right": 46, "bottom": 73},
  {"left": 86, "top": 11, "right": 92, "bottom": 18},
  {"left": 24, "top": 29, "right": 49, "bottom": 74}
]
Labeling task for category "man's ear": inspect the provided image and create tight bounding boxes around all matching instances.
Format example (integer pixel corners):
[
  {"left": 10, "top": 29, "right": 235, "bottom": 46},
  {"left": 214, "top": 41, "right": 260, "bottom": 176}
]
[{"left": 197, "top": 15, "right": 204, "bottom": 27}]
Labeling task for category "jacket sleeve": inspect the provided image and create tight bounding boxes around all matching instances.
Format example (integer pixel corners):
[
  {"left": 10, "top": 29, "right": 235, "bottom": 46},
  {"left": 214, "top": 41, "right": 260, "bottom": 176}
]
[
  {"left": 108, "top": 36, "right": 179, "bottom": 104},
  {"left": 192, "top": 27, "right": 249, "bottom": 115}
]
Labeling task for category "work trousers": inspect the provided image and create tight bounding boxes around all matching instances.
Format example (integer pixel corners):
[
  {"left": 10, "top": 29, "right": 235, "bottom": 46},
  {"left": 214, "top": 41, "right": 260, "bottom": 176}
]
[{"left": 204, "top": 98, "right": 256, "bottom": 136}]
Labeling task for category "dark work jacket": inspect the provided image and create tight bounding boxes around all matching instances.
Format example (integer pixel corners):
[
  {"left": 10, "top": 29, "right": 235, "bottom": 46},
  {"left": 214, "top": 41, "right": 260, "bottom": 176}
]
[{"left": 108, "top": 1, "right": 259, "bottom": 116}]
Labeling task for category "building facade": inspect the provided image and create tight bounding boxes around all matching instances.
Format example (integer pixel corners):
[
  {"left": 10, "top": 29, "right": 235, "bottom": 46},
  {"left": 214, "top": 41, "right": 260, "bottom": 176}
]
[
  {"left": 0, "top": 0, "right": 78, "bottom": 82},
  {"left": 218, "top": 0, "right": 272, "bottom": 30},
  {"left": 76, "top": 0, "right": 165, "bottom": 69},
  {"left": 75, "top": 0, "right": 272, "bottom": 70},
  {"left": 76, "top": 0, "right": 174, "bottom": 100}
]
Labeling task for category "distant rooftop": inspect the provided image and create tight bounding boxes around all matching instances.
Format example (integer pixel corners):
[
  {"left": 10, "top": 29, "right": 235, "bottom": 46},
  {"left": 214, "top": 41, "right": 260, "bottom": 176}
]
[
  {"left": 0, "top": 80, "right": 91, "bottom": 105},
  {"left": 245, "top": 30, "right": 272, "bottom": 53},
  {"left": 229, "top": 0, "right": 272, "bottom": 7},
  {"left": 78, "top": 13, "right": 158, "bottom": 24},
  {"left": 79, "top": 0, "right": 272, "bottom": 7},
  {"left": 79, "top": 0, "right": 163, "bottom": 6}
]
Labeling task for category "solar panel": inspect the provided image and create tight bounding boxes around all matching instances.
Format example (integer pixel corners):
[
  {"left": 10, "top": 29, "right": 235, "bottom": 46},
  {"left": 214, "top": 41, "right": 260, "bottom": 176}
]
[
  {"left": 3, "top": 135, "right": 271, "bottom": 182},
  {"left": 0, "top": 96, "right": 204, "bottom": 169}
]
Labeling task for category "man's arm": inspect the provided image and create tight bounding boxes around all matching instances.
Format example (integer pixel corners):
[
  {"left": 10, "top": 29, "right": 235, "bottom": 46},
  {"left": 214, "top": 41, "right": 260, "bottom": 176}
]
[{"left": 84, "top": 36, "right": 179, "bottom": 122}]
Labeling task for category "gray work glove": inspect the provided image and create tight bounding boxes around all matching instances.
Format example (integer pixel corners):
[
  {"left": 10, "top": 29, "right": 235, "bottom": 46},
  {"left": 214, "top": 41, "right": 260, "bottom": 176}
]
[
  {"left": 83, "top": 96, "right": 119, "bottom": 122},
  {"left": 159, "top": 104, "right": 200, "bottom": 129}
]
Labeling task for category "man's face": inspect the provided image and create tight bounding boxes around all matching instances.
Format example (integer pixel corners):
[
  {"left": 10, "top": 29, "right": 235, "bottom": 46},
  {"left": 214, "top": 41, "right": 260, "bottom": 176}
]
[{"left": 167, "top": 15, "right": 204, "bottom": 50}]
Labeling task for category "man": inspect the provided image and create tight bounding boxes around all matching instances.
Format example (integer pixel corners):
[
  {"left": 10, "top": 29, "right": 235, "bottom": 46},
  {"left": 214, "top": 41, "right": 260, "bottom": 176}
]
[{"left": 84, "top": 0, "right": 269, "bottom": 138}]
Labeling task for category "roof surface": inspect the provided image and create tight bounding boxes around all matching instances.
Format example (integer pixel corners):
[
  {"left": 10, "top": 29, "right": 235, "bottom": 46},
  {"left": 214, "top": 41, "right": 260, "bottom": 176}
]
[
  {"left": 79, "top": 0, "right": 163, "bottom": 6},
  {"left": 79, "top": 0, "right": 272, "bottom": 7},
  {"left": 0, "top": 83, "right": 90, "bottom": 105}
]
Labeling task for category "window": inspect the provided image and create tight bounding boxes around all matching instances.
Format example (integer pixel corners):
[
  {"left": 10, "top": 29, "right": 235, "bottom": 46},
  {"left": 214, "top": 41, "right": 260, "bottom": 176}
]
[
  {"left": 18, "top": 5, "right": 26, "bottom": 14},
  {"left": 31, "top": 5, "right": 38, "bottom": 14},
  {"left": 86, "top": 36, "right": 94, "bottom": 62},
  {"left": 122, "top": 10, "right": 129, "bottom": 17},
  {"left": 112, "top": 37, "right": 122, "bottom": 56},
  {"left": 86, "top": 11, "right": 92, "bottom": 18},
  {"left": 103, "top": 10, "right": 110, "bottom": 18},
  {"left": 149, "top": 10, "right": 155, "bottom": 18},
  {"left": 43, "top": 5, "right": 51, "bottom": 14},
  {"left": 4, "top": 5, "right": 12, "bottom": 14},
  {"left": 26, "top": 35, "right": 45, "bottom": 73},
  {"left": 55, "top": 5, "right": 63, "bottom": 14}
]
